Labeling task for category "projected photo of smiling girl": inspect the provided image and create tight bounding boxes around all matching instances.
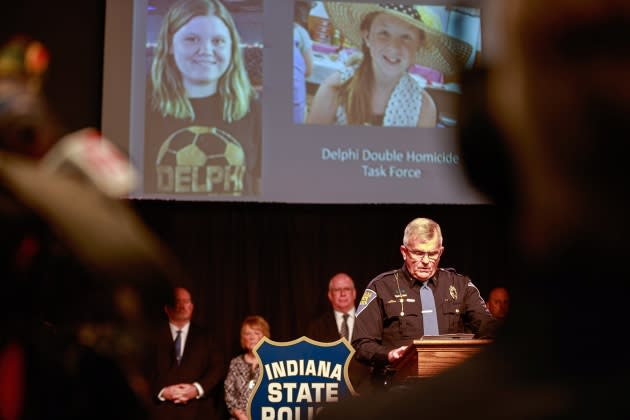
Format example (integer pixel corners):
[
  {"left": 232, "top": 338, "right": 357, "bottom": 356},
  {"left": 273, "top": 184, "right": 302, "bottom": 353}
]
[
  {"left": 144, "top": 0, "right": 262, "bottom": 197},
  {"left": 304, "top": 2, "right": 477, "bottom": 128}
]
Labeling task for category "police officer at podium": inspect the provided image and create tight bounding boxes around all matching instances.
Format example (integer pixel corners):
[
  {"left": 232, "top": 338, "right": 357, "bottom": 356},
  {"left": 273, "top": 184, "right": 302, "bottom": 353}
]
[{"left": 352, "top": 217, "right": 497, "bottom": 385}]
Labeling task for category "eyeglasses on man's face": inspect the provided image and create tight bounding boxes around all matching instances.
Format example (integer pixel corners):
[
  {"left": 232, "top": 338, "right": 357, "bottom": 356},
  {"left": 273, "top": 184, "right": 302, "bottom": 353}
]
[
  {"left": 330, "top": 287, "right": 354, "bottom": 294},
  {"left": 403, "top": 246, "right": 442, "bottom": 261}
]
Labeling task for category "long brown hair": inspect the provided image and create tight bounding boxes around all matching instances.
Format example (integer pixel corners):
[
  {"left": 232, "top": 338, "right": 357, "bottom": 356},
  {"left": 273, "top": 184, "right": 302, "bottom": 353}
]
[{"left": 337, "top": 12, "right": 425, "bottom": 125}]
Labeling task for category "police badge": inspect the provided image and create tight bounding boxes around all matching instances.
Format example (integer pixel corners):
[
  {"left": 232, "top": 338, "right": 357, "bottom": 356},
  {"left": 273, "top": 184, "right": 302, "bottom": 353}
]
[{"left": 449, "top": 285, "right": 458, "bottom": 300}]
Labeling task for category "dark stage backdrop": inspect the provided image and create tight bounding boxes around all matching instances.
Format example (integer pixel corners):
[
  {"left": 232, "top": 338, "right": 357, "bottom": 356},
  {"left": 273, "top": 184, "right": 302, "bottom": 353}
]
[
  {"left": 2, "top": 0, "right": 515, "bottom": 386},
  {"left": 132, "top": 200, "right": 516, "bottom": 359}
]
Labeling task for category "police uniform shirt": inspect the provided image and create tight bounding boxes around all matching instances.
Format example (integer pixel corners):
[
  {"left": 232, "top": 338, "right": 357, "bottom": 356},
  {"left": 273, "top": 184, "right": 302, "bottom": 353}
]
[{"left": 352, "top": 265, "right": 495, "bottom": 366}]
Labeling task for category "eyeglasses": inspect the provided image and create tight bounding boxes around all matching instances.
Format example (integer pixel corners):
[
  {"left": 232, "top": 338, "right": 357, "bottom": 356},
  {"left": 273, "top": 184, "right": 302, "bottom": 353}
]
[
  {"left": 403, "top": 246, "right": 441, "bottom": 260},
  {"left": 330, "top": 287, "right": 354, "bottom": 294}
]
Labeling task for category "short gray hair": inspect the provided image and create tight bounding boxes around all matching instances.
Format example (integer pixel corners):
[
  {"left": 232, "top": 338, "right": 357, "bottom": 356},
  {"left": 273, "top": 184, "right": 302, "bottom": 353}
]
[{"left": 402, "top": 218, "right": 443, "bottom": 247}]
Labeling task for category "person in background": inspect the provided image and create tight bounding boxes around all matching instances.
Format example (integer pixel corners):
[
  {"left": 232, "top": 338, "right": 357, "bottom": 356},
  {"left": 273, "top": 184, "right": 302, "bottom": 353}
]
[
  {"left": 145, "top": 0, "right": 261, "bottom": 196},
  {"left": 148, "top": 287, "right": 223, "bottom": 420},
  {"left": 293, "top": 0, "right": 314, "bottom": 123},
  {"left": 224, "top": 315, "right": 270, "bottom": 420},
  {"left": 486, "top": 286, "right": 509, "bottom": 320},
  {"left": 352, "top": 217, "right": 496, "bottom": 387},
  {"left": 307, "top": 3, "right": 470, "bottom": 126},
  {"left": 306, "top": 272, "right": 372, "bottom": 394},
  {"left": 306, "top": 272, "right": 357, "bottom": 342},
  {"left": 317, "top": 0, "right": 630, "bottom": 418}
]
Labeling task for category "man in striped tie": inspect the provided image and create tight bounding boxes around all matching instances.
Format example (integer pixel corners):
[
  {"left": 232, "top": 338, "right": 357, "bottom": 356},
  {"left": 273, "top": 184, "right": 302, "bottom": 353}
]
[{"left": 306, "top": 273, "right": 357, "bottom": 343}]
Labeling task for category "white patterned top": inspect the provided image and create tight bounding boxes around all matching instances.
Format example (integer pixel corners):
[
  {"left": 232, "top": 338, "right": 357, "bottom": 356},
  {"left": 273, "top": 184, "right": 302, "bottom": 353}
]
[
  {"left": 224, "top": 354, "right": 260, "bottom": 418},
  {"left": 335, "top": 65, "right": 423, "bottom": 126}
]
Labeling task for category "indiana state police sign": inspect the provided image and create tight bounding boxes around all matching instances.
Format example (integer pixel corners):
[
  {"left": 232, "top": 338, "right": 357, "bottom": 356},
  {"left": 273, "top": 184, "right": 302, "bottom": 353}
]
[{"left": 248, "top": 336, "right": 356, "bottom": 419}]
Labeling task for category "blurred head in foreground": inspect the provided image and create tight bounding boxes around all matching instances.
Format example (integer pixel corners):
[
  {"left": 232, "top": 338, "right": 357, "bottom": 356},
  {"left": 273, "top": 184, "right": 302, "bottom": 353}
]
[
  {"left": 477, "top": 0, "right": 630, "bottom": 257},
  {"left": 1, "top": 35, "right": 183, "bottom": 419},
  {"left": 317, "top": 0, "right": 630, "bottom": 418},
  {"left": 0, "top": 35, "right": 60, "bottom": 157}
]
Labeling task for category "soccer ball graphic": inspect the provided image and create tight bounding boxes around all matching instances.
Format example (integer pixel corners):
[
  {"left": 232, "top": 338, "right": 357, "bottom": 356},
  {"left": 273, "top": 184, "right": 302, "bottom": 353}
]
[{"left": 156, "top": 125, "right": 245, "bottom": 167}]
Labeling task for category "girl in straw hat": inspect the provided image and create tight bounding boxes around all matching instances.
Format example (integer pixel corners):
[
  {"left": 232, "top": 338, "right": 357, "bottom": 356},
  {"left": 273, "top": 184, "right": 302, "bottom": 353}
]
[{"left": 307, "top": 2, "right": 472, "bottom": 127}]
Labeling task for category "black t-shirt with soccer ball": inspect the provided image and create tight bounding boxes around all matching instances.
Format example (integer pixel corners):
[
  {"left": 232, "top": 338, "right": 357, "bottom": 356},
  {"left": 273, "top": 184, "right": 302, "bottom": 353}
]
[{"left": 143, "top": 93, "right": 261, "bottom": 197}]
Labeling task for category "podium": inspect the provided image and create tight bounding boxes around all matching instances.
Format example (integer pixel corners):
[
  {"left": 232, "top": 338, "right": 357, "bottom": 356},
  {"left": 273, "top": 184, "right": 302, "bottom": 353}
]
[{"left": 391, "top": 336, "right": 492, "bottom": 381}]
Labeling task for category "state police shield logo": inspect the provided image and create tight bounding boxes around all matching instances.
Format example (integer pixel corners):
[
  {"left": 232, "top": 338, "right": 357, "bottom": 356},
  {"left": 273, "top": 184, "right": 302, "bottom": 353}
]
[{"left": 248, "top": 336, "right": 356, "bottom": 420}]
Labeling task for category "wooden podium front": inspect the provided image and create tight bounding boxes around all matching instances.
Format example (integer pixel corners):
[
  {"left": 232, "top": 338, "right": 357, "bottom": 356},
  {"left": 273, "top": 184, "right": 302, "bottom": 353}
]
[{"left": 391, "top": 338, "right": 492, "bottom": 381}]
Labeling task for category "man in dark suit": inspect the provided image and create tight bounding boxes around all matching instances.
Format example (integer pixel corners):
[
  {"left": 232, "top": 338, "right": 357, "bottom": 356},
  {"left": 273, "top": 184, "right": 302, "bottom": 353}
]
[
  {"left": 149, "top": 287, "right": 223, "bottom": 420},
  {"left": 307, "top": 273, "right": 372, "bottom": 394},
  {"left": 307, "top": 272, "right": 357, "bottom": 343}
]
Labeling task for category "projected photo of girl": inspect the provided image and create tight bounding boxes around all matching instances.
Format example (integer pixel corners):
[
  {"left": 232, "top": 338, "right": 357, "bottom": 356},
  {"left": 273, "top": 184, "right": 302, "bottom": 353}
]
[
  {"left": 144, "top": 0, "right": 262, "bottom": 196},
  {"left": 304, "top": 2, "right": 478, "bottom": 127}
]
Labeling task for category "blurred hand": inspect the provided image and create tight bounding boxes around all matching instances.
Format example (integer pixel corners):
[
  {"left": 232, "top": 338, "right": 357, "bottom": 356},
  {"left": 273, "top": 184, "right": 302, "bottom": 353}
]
[
  {"left": 233, "top": 408, "right": 248, "bottom": 420},
  {"left": 387, "top": 345, "right": 408, "bottom": 363}
]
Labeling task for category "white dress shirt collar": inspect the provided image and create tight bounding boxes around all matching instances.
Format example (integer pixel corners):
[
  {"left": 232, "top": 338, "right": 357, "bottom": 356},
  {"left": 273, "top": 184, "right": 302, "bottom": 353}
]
[{"left": 169, "top": 321, "right": 190, "bottom": 340}]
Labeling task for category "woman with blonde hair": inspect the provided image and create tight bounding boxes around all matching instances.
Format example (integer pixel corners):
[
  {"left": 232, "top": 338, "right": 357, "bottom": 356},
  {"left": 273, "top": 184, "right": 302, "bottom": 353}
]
[
  {"left": 224, "top": 315, "right": 270, "bottom": 420},
  {"left": 150, "top": 0, "right": 255, "bottom": 122},
  {"left": 144, "top": 0, "right": 261, "bottom": 196}
]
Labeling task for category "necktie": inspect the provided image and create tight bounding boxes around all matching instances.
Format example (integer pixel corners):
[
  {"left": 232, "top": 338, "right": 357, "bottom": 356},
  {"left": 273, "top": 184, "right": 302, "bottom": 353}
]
[
  {"left": 340, "top": 313, "right": 350, "bottom": 340},
  {"left": 174, "top": 330, "right": 182, "bottom": 365},
  {"left": 420, "top": 283, "right": 439, "bottom": 336}
]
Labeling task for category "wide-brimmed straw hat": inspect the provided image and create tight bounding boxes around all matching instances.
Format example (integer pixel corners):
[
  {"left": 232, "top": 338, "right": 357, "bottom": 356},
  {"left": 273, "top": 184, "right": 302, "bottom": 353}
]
[{"left": 324, "top": 2, "right": 474, "bottom": 76}]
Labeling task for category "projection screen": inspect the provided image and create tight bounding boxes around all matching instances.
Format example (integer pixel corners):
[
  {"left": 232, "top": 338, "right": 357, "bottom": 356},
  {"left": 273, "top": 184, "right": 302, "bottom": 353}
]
[{"left": 102, "top": 0, "right": 488, "bottom": 204}]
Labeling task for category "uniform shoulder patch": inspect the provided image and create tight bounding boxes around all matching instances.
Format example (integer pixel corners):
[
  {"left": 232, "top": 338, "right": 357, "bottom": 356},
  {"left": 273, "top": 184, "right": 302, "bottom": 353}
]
[{"left": 356, "top": 289, "right": 377, "bottom": 317}]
